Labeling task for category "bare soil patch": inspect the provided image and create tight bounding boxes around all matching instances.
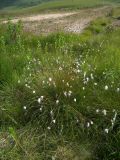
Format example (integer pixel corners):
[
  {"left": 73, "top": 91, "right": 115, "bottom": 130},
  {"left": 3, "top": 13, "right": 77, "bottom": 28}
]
[{"left": 2, "top": 6, "right": 112, "bottom": 34}]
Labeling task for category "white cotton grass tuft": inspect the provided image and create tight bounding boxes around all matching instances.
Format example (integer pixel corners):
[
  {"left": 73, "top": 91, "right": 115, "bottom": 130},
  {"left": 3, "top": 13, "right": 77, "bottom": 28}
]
[
  {"left": 49, "top": 77, "right": 52, "bottom": 82},
  {"left": 74, "top": 98, "right": 77, "bottom": 102},
  {"left": 87, "top": 122, "right": 90, "bottom": 128},
  {"left": 23, "top": 106, "right": 27, "bottom": 110},
  {"left": 96, "top": 109, "right": 100, "bottom": 113},
  {"left": 105, "top": 85, "right": 108, "bottom": 90},
  {"left": 52, "top": 119, "right": 56, "bottom": 124},
  {"left": 38, "top": 96, "right": 44, "bottom": 104},
  {"left": 47, "top": 126, "right": 51, "bottom": 130},
  {"left": 102, "top": 109, "right": 107, "bottom": 116},
  {"left": 104, "top": 128, "right": 109, "bottom": 134},
  {"left": 33, "top": 90, "right": 36, "bottom": 94},
  {"left": 117, "top": 88, "right": 120, "bottom": 92},
  {"left": 56, "top": 100, "right": 59, "bottom": 105}
]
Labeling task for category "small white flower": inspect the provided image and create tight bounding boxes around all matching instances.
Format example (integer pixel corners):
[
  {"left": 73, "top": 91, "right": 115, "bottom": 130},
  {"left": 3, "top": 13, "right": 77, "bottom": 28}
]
[
  {"left": 117, "top": 88, "right": 120, "bottom": 92},
  {"left": 64, "top": 91, "right": 67, "bottom": 97},
  {"left": 102, "top": 109, "right": 107, "bottom": 116},
  {"left": 90, "top": 73, "right": 94, "bottom": 79},
  {"left": 105, "top": 85, "right": 108, "bottom": 90},
  {"left": 49, "top": 77, "right": 52, "bottom": 82},
  {"left": 33, "top": 90, "right": 36, "bottom": 94},
  {"left": 23, "top": 106, "right": 27, "bottom": 110},
  {"left": 47, "top": 126, "right": 51, "bottom": 130},
  {"left": 52, "top": 119, "right": 56, "bottom": 124},
  {"left": 50, "top": 110, "right": 53, "bottom": 115},
  {"left": 59, "top": 67, "right": 62, "bottom": 71},
  {"left": 66, "top": 82, "right": 69, "bottom": 86},
  {"left": 38, "top": 98, "right": 41, "bottom": 104},
  {"left": 96, "top": 109, "right": 99, "bottom": 113},
  {"left": 86, "top": 77, "right": 89, "bottom": 82},
  {"left": 83, "top": 87, "right": 85, "bottom": 90},
  {"left": 40, "top": 107, "right": 42, "bottom": 111},
  {"left": 74, "top": 98, "right": 76, "bottom": 102},
  {"left": 87, "top": 122, "right": 90, "bottom": 128},
  {"left": 90, "top": 121, "right": 94, "bottom": 125},
  {"left": 104, "top": 128, "right": 109, "bottom": 134},
  {"left": 68, "top": 90, "right": 72, "bottom": 96},
  {"left": 25, "top": 84, "right": 28, "bottom": 87},
  {"left": 94, "top": 83, "right": 97, "bottom": 86},
  {"left": 56, "top": 100, "right": 59, "bottom": 105},
  {"left": 77, "top": 69, "right": 80, "bottom": 73}
]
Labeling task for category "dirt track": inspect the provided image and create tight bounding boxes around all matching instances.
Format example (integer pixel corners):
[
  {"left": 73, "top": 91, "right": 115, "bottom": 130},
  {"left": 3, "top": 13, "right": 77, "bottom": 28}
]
[
  {"left": 2, "top": 6, "right": 111, "bottom": 34},
  {"left": 3, "top": 12, "right": 77, "bottom": 24}
]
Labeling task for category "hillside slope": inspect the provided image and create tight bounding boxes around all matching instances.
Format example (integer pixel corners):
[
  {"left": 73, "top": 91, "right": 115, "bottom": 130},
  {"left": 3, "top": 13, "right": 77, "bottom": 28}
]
[{"left": 0, "top": 0, "right": 120, "bottom": 11}]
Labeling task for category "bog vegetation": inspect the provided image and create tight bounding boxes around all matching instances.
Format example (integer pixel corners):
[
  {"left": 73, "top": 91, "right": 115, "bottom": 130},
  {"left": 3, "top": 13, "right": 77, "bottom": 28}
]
[{"left": 0, "top": 2, "right": 120, "bottom": 160}]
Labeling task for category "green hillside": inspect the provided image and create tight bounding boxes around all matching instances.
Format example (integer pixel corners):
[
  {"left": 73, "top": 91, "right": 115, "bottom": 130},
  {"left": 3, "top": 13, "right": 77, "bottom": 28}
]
[{"left": 0, "top": 0, "right": 120, "bottom": 11}]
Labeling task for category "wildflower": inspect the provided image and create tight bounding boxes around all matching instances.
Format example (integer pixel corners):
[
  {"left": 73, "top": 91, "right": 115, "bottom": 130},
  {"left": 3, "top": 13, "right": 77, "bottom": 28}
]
[
  {"left": 86, "top": 77, "right": 89, "bottom": 82},
  {"left": 33, "top": 90, "right": 36, "bottom": 94},
  {"left": 66, "top": 82, "right": 69, "bottom": 86},
  {"left": 38, "top": 96, "right": 44, "bottom": 104},
  {"left": 64, "top": 91, "right": 67, "bottom": 97},
  {"left": 50, "top": 110, "right": 53, "bottom": 116},
  {"left": 105, "top": 85, "right": 108, "bottom": 90},
  {"left": 87, "top": 122, "right": 90, "bottom": 128},
  {"left": 52, "top": 119, "right": 56, "bottom": 124},
  {"left": 25, "top": 84, "right": 28, "bottom": 87},
  {"left": 38, "top": 98, "right": 41, "bottom": 104},
  {"left": 42, "top": 80, "right": 45, "bottom": 84},
  {"left": 104, "top": 128, "right": 109, "bottom": 134},
  {"left": 49, "top": 77, "right": 52, "bottom": 82},
  {"left": 47, "top": 126, "right": 51, "bottom": 130},
  {"left": 90, "top": 121, "right": 94, "bottom": 125},
  {"left": 102, "top": 109, "right": 107, "bottom": 116},
  {"left": 96, "top": 109, "right": 99, "bottom": 113},
  {"left": 90, "top": 73, "right": 94, "bottom": 79},
  {"left": 74, "top": 98, "right": 77, "bottom": 102},
  {"left": 56, "top": 100, "right": 59, "bottom": 105},
  {"left": 23, "top": 106, "right": 27, "bottom": 110},
  {"left": 117, "top": 88, "right": 120, "bottom": 92},
  {"left": 59, "top": 67, "right": 62, "bottom": 71},
  {"left": 94, "top": 83, "right": 97, "bottom": 86},
  {"left": 83, "top": 87, "right": 85, "bottom": 90},
  {"left": 40, "top": 107, "right": 42, "bottom": 111},
  {"left": 84, "top": 72, "right": 86, "bottom": 78},
  {"left": 77, "top": 69, "right": 80, "bottom": 73},
  {"left": 68, "top": 90, "right": 72, "bottom": 97}
]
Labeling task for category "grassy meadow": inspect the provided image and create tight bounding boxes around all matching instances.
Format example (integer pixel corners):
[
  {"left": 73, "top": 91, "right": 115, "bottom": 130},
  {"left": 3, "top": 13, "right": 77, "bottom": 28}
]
[{"left": 0, "top": 1, "right": 120, "bottom": 160}]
